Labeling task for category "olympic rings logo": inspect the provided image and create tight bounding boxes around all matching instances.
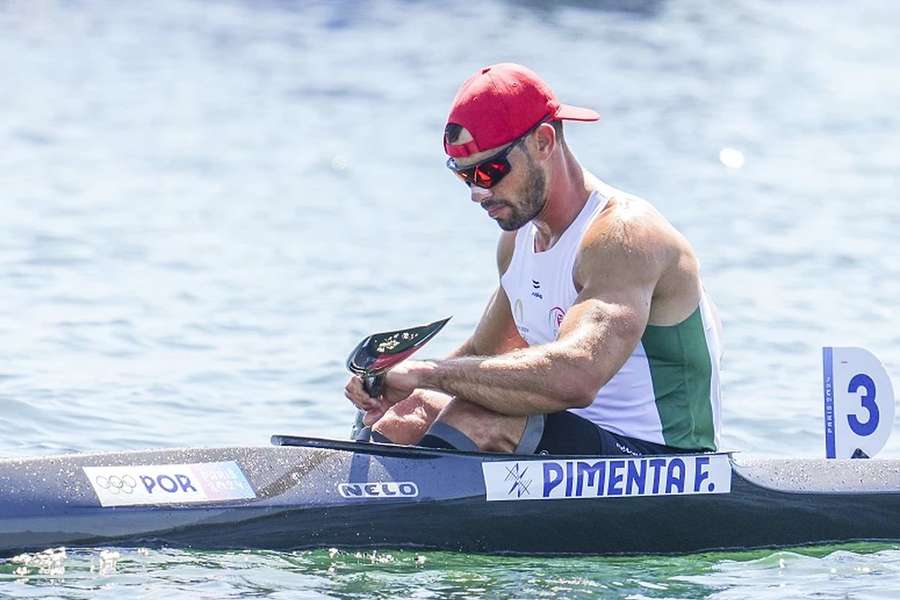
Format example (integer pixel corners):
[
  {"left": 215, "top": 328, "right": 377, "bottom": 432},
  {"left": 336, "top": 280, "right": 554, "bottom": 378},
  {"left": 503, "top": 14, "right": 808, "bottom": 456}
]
[{"left": 93, "top": 475, "right": 137, "bottom": 495}]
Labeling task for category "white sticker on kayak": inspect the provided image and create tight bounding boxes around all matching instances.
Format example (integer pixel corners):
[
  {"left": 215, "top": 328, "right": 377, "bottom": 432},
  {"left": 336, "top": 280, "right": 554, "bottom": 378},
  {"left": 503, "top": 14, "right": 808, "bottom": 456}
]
[
  {"left": 84, "top": 461, "right": 256, "bottom": 507},
  {"left": 482, "top": 454, "right": 731, "bottom": 501}
]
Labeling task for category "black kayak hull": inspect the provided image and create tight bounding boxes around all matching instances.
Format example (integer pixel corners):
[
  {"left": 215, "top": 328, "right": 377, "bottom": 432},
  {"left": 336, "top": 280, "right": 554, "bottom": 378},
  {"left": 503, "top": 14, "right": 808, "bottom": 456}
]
[{"left": 1, "top": 436, "right": 899, "bottom": 556}]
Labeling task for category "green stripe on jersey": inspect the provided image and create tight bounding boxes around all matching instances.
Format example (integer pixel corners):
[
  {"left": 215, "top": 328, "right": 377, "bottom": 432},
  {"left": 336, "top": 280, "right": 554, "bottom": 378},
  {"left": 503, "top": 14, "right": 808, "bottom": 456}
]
[{"left": 641, "top": 306, "right": 715, "bottom": 450}]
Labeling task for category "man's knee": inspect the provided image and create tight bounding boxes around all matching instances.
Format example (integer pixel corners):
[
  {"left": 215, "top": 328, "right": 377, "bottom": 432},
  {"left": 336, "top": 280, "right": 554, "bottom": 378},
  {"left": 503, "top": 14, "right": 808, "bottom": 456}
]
[{"left": 371, "top": 390, "right": 451, "bottom": 445}]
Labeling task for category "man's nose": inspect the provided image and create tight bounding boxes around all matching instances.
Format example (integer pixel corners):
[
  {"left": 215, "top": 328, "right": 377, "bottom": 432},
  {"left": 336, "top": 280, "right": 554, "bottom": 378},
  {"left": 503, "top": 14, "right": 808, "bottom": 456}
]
[{"left": 470, "top": 185, "right": 492, "bottom": 202}]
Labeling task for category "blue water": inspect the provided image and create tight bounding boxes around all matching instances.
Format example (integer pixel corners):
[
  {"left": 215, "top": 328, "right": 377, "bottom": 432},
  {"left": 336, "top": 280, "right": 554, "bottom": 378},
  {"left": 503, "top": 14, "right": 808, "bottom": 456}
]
[{"left": 1, "top": 0, "right": 899, "bottom": 597}]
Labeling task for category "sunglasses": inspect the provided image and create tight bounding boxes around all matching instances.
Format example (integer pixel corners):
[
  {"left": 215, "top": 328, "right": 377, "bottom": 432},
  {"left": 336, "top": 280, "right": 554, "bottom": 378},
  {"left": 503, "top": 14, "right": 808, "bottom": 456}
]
[{"left": 446, "top": 118, "right": 549, "bottom": 190}]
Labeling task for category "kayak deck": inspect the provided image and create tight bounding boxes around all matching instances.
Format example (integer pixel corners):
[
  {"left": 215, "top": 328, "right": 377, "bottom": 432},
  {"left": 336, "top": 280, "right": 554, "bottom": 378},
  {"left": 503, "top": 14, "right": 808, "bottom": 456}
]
[{"left": 1, "top": 436, "right": 900, "bottom": 556}]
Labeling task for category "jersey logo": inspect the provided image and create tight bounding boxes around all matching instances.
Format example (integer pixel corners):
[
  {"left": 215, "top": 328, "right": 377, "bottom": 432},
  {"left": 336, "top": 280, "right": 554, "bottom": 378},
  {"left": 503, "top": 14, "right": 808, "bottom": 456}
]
[{"left": 549, "top": 306, "right": 565, "bottom": 335}]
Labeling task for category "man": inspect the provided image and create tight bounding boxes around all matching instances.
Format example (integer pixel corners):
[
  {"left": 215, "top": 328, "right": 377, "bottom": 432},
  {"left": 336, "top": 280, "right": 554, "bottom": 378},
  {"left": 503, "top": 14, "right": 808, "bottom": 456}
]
[{"left": 346, "top": 63, "right": 722, "bottom": 456}]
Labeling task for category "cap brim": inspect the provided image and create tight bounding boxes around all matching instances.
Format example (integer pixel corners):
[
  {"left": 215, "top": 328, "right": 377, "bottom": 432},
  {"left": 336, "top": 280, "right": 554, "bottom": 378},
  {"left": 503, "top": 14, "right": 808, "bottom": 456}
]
[{"left": 557, "top": 104, "right": 600, "bottom": 122}]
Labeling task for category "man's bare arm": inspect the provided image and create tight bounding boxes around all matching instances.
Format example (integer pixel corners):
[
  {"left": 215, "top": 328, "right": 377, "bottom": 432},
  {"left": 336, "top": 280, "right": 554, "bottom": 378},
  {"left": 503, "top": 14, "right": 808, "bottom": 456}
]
[
  {"left": 397, "top": 218, "right": 667, "bottom": 415},
  {"left": 449, "top": 286, "right": 527, "bottom": 358}
]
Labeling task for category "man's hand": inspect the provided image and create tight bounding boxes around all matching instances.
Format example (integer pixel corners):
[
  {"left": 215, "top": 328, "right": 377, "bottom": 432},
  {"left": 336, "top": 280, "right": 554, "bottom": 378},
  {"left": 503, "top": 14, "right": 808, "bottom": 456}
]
[
  {"left": 344, "top": 376, "right": 391, "bottom": 426},
  {"left": 343, "top": 360, "right": 436, "bottom": 426}
]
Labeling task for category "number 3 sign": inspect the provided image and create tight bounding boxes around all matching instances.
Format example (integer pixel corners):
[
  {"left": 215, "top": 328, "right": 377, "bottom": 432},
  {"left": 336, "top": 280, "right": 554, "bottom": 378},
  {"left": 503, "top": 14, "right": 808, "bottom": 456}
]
[{"left": 823, "top": 347, "right": 895, "bottom": 459}]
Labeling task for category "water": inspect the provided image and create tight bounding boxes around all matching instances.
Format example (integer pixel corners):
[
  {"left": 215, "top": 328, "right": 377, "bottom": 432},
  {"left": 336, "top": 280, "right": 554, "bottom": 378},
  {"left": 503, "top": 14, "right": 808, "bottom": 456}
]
[
  {"left": 1, "top": 0, "right": 899, "bottom": 597},
  {"left": 4, "top": 545, "right": 900, "bottom": 599}
]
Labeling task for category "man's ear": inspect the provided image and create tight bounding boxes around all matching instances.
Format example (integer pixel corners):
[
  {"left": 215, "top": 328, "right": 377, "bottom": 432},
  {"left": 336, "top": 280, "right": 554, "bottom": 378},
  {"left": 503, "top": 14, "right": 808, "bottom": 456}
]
[{"left": 533, "top": 123, "right": 555, "bottom": 156}]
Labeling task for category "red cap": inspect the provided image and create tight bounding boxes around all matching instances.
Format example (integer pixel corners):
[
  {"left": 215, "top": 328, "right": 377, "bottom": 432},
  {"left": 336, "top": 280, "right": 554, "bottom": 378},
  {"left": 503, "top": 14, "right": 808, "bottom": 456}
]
[{"left": 443, "top": 63, "right": 599, "bottom": 158}]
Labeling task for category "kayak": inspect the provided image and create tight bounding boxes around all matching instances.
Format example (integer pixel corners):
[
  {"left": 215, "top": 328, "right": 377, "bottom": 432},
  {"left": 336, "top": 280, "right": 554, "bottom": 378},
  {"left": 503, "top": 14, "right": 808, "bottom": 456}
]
[{"left": 2, "top": 434, "right": 900, "bottom": 556}]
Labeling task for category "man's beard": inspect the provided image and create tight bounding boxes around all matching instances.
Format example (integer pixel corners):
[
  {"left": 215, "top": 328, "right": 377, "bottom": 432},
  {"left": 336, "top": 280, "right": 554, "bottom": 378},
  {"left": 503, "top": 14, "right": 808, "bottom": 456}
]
[{"left": 493, "top": 161, "right": 546, "bottom": 231}]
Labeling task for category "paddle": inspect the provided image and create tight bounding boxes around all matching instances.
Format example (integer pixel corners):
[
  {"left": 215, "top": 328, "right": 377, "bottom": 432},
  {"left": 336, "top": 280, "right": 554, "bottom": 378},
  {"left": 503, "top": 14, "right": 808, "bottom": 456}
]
[{"left": 346, "top": 317, "right": 451, "bottom": 439}]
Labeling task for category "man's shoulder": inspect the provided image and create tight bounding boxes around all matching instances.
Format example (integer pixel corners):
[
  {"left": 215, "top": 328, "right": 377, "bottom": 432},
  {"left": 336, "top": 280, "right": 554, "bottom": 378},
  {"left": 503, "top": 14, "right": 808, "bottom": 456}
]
[
  {"left": 574, "top": 188, "right": 692, "bottom": 290},
  {"left": 581, "top": 191, "right": 675, "bottom": 257}
]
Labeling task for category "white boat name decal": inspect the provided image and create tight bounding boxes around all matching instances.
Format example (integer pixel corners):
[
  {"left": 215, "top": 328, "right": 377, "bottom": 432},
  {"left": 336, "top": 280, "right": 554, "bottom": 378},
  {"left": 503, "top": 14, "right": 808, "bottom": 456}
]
[
  {"left": 83, "top": 461, "right": 256, "bottom": 507},
  {"left": 482, "top": 454, "right": 731, "bottom": 501},
  {"left": 338, "top": 482, "right": 419, "bottom": 498}
]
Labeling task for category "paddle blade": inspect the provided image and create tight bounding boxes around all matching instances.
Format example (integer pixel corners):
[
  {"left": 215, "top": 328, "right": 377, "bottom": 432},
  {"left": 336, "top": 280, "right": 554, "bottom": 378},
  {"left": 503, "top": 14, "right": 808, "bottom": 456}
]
[{"left": 346, "top": 317, "right": 451, "bottom": 377}]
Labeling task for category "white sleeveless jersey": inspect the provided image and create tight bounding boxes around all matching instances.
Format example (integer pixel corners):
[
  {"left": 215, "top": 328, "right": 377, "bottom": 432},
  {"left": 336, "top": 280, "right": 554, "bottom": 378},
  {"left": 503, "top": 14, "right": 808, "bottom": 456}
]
[{"left": 500, "top": 189, "right": 722, "bottom": 450}]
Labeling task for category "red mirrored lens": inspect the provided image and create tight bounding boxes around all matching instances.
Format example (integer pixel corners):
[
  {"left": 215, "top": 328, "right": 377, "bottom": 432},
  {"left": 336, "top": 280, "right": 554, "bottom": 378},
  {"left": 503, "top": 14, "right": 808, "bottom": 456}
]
[
  {"left": 476, "top": 161, "right": 511, "bottom": 188},
  {"left": 474, "top": 168, "right": 494, "bottom": 188},
  {"left": 450, "top": 156, "right": 513, "bottom": 189}
]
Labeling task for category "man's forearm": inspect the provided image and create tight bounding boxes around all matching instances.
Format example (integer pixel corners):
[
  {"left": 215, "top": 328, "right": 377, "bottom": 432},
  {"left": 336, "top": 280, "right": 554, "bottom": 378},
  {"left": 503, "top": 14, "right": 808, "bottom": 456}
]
[{"left": 415, "top": 345, "right": 595, "bottom": 416}]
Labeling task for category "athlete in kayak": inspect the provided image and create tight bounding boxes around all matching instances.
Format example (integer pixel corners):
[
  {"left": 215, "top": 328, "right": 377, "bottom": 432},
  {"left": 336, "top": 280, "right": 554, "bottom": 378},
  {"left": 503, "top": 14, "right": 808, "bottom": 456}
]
[{"left": 346, "top": 63, "right": 723, "bottom": 456}]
